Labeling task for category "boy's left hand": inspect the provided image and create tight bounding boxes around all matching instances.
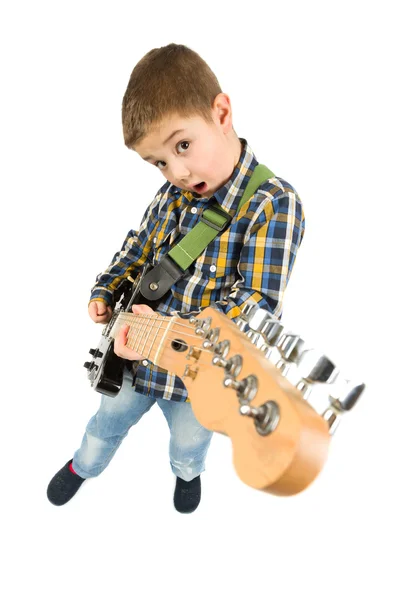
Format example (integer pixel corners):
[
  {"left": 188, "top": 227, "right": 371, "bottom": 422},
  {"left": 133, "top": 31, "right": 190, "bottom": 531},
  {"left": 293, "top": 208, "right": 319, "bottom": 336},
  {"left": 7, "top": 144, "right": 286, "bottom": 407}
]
[{"left": 114, "top": 304, "right": 156, "bottom": 361}]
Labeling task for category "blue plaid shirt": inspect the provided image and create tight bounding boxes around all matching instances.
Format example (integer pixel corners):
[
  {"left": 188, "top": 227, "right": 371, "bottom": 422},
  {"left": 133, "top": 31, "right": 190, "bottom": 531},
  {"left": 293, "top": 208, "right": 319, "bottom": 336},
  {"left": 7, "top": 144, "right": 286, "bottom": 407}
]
[{"left": 90, "top": 138, "right": 305, "bottom": 402}]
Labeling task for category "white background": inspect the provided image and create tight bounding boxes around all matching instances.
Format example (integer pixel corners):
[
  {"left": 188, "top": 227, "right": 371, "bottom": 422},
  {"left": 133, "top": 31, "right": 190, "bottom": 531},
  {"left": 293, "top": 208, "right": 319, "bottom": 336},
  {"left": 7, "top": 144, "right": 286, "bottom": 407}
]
[{"left": 1, "top": 1, "right": 399, "bottom": 599}]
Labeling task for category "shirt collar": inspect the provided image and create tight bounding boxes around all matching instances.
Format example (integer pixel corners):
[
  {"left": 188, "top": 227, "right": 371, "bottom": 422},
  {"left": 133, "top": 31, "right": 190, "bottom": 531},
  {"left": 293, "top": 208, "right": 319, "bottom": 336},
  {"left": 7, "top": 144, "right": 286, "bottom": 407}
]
[{"left": 172, "top": 138, "right": 259, "bottom": 215}]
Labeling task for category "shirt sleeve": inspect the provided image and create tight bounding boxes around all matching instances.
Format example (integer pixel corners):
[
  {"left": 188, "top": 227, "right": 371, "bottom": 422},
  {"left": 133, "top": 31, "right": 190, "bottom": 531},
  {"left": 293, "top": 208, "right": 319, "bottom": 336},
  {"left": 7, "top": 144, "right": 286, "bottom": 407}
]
[
  {"left": 89, "top": 191, "right": 163, "bottom": 306},
  {"left": 189, "top": 191, "right": 305, "bottom": 328}
]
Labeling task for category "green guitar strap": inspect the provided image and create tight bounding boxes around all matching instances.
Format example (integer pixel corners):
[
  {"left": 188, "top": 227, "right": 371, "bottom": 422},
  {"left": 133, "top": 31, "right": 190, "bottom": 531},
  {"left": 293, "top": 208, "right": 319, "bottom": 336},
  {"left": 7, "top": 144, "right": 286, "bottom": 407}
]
[{"left": 139, "top": 163, "right": 275, "bottom": 301}]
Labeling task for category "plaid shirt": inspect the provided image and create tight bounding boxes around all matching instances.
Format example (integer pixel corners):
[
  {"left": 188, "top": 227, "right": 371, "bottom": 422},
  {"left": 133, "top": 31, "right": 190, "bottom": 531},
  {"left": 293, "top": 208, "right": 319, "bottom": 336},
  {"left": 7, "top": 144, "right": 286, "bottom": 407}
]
[{"left": 90, "top": 138, "right": 305, "bottom": 402}]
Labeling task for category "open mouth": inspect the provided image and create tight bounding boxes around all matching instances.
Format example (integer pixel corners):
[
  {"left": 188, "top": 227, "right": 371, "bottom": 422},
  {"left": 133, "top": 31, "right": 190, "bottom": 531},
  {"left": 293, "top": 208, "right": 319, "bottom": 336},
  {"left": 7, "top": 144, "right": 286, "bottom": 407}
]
[{"left": 193, "top": 181, "right": 207, "bottom": 193}]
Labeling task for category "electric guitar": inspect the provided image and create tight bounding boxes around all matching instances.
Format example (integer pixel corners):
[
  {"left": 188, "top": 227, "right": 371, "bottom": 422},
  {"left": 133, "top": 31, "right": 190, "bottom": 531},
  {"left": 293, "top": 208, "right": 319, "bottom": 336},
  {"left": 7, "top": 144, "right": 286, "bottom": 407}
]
[{"left": 84, "top": 270, "right": 365, "bottom": 496}]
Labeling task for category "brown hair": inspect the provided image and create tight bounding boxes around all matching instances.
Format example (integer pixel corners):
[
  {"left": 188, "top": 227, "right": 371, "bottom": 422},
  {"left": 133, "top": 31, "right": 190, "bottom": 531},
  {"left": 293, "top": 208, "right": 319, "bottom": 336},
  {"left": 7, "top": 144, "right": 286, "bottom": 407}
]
[{"left": 122, "top": 43, "right": 222, "bottom": 149}]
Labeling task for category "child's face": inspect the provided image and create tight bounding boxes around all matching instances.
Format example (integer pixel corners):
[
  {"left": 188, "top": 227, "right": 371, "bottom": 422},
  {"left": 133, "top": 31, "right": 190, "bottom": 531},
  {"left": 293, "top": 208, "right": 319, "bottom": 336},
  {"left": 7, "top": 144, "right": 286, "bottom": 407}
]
[{"left": 133, "top": 97, "right": 239, "bottom": 198}]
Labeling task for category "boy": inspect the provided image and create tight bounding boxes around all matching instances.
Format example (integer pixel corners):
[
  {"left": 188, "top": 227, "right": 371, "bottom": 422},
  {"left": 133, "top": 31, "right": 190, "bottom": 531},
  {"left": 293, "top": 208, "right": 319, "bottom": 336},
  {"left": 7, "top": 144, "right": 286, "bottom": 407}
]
[{"left": 47, "top": 43, "right": 305, "bottom": 513}]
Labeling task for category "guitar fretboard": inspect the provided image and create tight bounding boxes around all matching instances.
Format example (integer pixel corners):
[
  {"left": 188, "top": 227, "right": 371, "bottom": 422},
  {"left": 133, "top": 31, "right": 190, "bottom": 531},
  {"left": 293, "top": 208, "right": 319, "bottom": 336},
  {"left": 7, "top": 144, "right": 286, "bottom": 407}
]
[{"left": 111, "top": 312, "right": 175, "bottom": 364}]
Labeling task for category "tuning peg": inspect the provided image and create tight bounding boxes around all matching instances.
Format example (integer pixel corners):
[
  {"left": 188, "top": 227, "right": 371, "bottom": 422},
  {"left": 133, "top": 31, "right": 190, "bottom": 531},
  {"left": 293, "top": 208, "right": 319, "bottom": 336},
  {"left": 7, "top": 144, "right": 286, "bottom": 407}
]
[
  {"left": 212, "top": 353, "right": 243, "bottom": 376},
  {"left": 246, "top": 330, "right": 262, "bottom": 346},
  {"left": 223, "top": 374, "right": 258, "bottom": 403},
  {"left": 201, "top": 326, "right": 220, "bottom": 349},
  {"left": 214, "top": 340, "right": 230, "bottom": 358},
  {"left": 295, "top": 349, "right": 339, "bottom": 400},
  {"left": 247, "top": 306, "right": 275, "bottom": 331},
  {"left": 322, "top": 407, "right": 341, "bottom": 434},
  {"left": 241, "top": 301, "right": 259, "bottom": 318},
  {"left": 194, "top": 317, "right": 212, "bottom": 336},
  {"left": 239, "top": 400, "right": 280, "bottom": 436},
  {"left": 328, "top": 378, "right": 366, "bottom": 412},
  {"left": 239, "top": 306, "right": 283, "bottom": 353},
  {"left": 235, "top": 302, "right": 255, "bottom": 331},
  {"left": 313, "top": 377, "right": 366, "bottom": 435},
  {"left": 258, "top": 320, "right": 285, "bottom": 359},
  {"left": 275, "top": 333, "right": 306, "bottom": 376}
]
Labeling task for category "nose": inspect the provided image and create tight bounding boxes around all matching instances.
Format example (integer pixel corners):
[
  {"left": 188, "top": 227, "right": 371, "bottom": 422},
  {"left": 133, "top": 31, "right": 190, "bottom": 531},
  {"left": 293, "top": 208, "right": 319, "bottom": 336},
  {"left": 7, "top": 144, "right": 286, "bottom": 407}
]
[{"left": 169, "top": 158, "right": 190, "bottom": 183}]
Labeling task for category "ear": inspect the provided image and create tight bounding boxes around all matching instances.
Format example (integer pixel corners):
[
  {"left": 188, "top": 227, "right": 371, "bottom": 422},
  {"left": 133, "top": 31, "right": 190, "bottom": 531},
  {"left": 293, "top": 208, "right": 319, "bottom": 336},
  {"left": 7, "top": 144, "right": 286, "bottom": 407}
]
[{"left": 211, "top": 93, "right": 233, "bottom": 133}]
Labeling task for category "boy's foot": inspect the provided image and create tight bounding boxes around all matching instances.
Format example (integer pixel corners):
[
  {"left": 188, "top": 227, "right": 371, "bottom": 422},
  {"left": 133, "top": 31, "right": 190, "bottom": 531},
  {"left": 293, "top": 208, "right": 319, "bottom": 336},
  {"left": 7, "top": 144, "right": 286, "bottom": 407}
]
[
  {"left": 47, "top": 459, "right": 86, "bottom": 506},
  {"left": 173, "top": 475, "right": 201, "bottom": 513}
]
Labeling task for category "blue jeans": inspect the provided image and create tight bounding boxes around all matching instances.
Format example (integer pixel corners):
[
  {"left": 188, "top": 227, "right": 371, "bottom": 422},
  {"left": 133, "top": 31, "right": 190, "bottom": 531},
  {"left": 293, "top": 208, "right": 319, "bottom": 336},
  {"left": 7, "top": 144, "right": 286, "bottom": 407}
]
[{"left": 72, "top": 365, "right": 213, "bottom": 482}]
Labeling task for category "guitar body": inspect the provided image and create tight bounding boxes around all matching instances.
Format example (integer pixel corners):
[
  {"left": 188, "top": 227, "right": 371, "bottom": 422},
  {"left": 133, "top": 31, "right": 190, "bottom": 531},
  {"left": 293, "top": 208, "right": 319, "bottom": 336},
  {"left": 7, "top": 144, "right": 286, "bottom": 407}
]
[{"left": 84, "top": 265, "right": 160, "bottom": 397}]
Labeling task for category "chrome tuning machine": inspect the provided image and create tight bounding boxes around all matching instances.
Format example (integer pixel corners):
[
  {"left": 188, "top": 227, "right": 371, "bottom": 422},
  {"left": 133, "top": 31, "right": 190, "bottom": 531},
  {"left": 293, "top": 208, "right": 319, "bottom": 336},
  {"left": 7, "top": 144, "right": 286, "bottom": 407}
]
[
  {"left": 235, "top": 301, "right": 259, "bottom": 332},
  {"left": 295, "top": 349, "right": 339, "bottom": 400},
  {"left": 275, "top": 333, "right": 306, "bottom": 376},
  {"left": 193, "top": 317, "right": 212, "bottom": 337},
  {"left": 212, "top": 353, "right": 243, "bottom": 376},
  {"left": 223, "top": 374, "right": 258, "bottom": 403},
  {"left": 237, "top": 303, "right": 284, "bottom": 357},
  {"left": 239, "top": 400, "right": 280, "bottom": 436},
  {"left": 322, "top": 378, "right": 366, "bottom": 434}
]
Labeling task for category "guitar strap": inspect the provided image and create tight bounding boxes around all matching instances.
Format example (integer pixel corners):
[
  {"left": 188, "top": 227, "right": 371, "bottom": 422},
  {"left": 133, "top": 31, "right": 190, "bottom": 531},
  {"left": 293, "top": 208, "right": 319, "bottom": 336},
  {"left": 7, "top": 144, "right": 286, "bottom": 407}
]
[{"left": 139, "top": 163, "right": 275, "bottom": 302}]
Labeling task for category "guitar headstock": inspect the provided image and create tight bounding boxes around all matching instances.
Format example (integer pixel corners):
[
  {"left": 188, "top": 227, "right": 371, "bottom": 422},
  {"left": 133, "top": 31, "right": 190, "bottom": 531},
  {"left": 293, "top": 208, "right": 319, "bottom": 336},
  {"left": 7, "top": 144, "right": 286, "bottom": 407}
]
[{"left": 157, "top": 302, "right": 365, "bottom": 496}]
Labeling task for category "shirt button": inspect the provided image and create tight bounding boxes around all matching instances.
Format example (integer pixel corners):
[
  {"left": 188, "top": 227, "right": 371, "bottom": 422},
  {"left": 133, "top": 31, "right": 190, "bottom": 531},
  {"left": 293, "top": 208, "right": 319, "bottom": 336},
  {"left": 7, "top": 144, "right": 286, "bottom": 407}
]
[
  {"left": 210, "top": 265, "right": 216, "bottom": 273},
  {"left": 191, "top": 207, "right": 198, "bottom": 214},
  {"left": 142, "top": 360, "right": 149, "bottom": 366}
]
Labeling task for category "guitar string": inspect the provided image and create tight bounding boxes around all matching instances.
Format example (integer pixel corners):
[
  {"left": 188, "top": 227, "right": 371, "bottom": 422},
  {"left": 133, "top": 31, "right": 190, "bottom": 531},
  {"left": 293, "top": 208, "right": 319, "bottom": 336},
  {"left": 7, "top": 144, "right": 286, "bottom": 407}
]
[
  {"left": 114, "top": 315, "right": 244, "bottom": 358},
  {"left": 115, "top": 312, "right": 212, "bottom": 330},
  {"left": 111, "top": 314, "right": 238, "bottom": 364},
  {"left": 114, "top": 312, "right": 246, "bottom": 340},
  {"left": 97, "top": 312, "right": 266, "bottom": 368}
]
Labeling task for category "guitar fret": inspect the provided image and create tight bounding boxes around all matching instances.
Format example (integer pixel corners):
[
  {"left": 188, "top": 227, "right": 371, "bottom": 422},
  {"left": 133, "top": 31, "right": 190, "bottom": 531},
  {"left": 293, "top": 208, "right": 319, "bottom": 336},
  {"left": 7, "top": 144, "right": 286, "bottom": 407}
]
[
  {"left": 141, "top": 315, "right": 155, "bottom": 357},
  {"left": 136, "top": 315, "right": 147, "bottom": 354},
  {"left": 148, "top": 314, "right": 164, "bottom": 363},
  {"left": 154, "top": 316, "right": 174, "bottom": 366},
  {"left": 126, "top": 314, "right": 137, "bottom": 349}
]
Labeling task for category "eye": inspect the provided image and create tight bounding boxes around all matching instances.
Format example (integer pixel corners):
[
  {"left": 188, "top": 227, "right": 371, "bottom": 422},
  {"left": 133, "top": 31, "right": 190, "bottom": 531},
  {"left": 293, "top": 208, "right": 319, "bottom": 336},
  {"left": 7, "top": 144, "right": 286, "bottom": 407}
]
[{"left": 154, "top": 141, "right": 190, "bottom": 170}]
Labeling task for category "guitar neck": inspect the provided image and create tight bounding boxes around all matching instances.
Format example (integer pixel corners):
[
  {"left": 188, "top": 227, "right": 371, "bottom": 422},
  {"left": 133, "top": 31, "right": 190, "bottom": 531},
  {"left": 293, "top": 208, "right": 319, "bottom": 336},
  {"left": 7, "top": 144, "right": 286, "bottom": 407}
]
[{"left": 110, "top": 311, "right": 188, "bottom": 370}]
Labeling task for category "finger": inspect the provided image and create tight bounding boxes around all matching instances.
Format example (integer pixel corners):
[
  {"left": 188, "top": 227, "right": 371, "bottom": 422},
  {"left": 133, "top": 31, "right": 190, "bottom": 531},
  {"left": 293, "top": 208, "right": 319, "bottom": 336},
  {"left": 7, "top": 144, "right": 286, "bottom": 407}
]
[
  {"left": 114, "top": 325, "right": 128, "bottom": 353},
  {"left": 131, "top": 304, "right": 155, "bottom": 314},
  {"left": 97, "top": 302, "right": 109, "bottom": 317},
  {"left": 114, "top": 325, "right": 143, "bottom": 360}
]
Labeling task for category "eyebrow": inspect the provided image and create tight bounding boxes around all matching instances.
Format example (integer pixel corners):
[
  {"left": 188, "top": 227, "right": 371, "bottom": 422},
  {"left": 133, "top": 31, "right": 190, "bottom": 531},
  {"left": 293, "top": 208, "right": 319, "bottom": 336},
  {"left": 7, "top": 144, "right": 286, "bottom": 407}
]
[{"left": 143, "top": 129, "right": 186, "bottom": 161}]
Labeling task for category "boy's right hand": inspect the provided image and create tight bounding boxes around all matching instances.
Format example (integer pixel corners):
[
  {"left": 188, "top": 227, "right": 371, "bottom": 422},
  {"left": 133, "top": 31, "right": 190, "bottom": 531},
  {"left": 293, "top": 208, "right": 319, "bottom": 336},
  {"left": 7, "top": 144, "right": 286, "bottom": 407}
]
[{"left": 88, "top": 300, "right": 113, "bottom": 323}]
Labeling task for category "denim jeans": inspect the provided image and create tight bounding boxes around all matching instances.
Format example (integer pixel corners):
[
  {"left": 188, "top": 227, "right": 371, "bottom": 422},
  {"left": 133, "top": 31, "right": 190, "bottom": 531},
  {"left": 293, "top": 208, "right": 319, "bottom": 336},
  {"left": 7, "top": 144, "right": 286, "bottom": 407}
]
[{"left": 72, "top": 365, "right": 213, "bottom": 482}]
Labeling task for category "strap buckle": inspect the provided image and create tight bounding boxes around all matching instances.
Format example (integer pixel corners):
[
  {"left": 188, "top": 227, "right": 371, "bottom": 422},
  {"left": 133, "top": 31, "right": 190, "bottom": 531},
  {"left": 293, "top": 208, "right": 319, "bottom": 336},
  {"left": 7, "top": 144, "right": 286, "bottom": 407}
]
[
  {"left": 199, "top": 205, "right": 231, "bottom": 232},
  {"left": 139, "top": 255, "right": 188, "bottom": 302}
]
